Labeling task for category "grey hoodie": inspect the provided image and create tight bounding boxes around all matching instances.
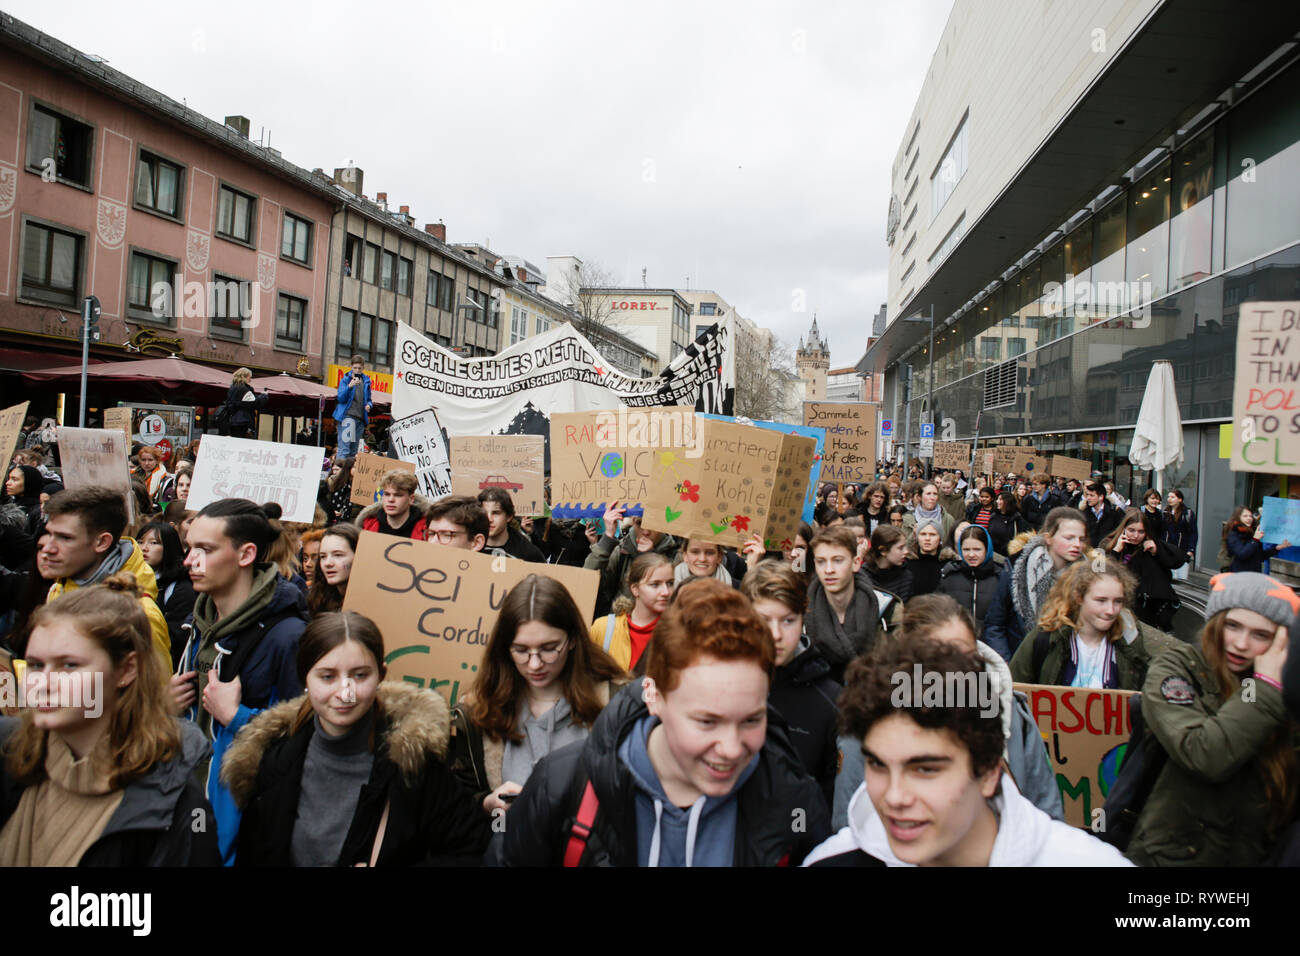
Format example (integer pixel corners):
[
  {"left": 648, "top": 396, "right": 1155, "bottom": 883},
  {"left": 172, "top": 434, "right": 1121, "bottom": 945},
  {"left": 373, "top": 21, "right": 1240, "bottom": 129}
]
[
  {"left": 616, "top": 714, "right": 759, "bottom": 867},
  {"left": 500, "top": 697, "right": 590, "bottom": 787}
]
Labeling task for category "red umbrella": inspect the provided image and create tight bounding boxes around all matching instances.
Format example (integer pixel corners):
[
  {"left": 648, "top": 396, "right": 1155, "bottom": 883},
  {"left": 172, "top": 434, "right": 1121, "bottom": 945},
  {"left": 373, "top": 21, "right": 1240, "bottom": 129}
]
[
  {"left": 23, "top": 356, "right": 232, "bottom": 389},
  {"left": 250, "top": 374, "right": 336, "bottom": 400}
]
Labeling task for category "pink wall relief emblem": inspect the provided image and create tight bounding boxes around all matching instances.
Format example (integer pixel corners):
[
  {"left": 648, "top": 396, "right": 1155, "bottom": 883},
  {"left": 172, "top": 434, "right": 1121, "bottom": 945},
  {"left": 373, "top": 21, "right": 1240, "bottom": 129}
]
[
  {"left": 257, "top": 252, "right": 275, "bottom": 291},
  {"left": 186, "top": 229, "right": 209, "bottom": 271},
  {"left": 96, "top": 199, "right": 127, "bottom": 247}
]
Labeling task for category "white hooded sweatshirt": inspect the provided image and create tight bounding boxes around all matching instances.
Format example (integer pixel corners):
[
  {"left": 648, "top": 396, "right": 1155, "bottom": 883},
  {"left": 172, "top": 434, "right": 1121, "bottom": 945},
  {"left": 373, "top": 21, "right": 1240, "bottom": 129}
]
[{"left": 804, "top": 774, "right": 1132, "bottom": 867}]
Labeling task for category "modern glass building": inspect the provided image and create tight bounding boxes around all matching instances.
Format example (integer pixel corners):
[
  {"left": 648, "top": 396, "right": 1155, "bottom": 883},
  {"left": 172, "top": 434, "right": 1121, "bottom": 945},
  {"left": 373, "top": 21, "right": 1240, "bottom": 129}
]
[{"left": 861, "top": 0, "right": 1300, "bottom": 572}]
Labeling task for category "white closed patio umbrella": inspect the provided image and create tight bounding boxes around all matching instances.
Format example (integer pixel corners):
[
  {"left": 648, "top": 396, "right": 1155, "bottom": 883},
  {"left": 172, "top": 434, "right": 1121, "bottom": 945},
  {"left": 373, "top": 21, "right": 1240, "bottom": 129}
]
[{"left": 1129, "top": 360, "right": 1183, "bottom": 493}]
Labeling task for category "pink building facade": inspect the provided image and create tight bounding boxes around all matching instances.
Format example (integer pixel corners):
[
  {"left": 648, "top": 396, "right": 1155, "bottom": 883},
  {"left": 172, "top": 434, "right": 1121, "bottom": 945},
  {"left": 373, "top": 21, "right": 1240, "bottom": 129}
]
[{"left": 0, "top": 29, "right": 334, "bottom": 381}]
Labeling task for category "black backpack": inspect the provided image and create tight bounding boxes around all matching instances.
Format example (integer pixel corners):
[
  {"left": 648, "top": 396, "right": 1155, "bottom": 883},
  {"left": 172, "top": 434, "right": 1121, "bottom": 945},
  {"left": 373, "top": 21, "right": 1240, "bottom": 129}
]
[{"left": 1099, "top": 694, "right": 1169, "bottom": 850}]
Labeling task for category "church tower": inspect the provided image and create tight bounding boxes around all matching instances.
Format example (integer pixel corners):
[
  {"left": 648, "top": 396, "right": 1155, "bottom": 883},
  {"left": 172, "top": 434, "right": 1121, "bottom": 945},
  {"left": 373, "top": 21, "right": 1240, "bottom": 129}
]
[{"left": 796, "top": 314, "right": 829, "bottom": 401}]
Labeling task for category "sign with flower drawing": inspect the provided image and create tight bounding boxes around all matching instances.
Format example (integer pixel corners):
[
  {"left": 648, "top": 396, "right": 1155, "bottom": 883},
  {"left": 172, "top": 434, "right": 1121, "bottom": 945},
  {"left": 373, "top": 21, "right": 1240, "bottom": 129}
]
[{"left": 642, "top": 417, "right": 814, "bottom": 550}]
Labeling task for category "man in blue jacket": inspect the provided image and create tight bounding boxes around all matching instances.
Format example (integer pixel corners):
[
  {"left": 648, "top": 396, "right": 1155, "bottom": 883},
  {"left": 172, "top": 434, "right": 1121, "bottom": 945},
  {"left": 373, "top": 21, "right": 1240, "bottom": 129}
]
[
  {"left": 171, "top": 498, "right": 308, "bottom": 864},
  {"left": 333, "top": 354, "right": 372, "bottom": 461}
]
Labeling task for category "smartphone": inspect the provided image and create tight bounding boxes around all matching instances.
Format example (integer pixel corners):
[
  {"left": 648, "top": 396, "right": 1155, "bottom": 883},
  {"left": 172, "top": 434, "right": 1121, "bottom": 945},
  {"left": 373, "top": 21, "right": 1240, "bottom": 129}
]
[{"left": 500, "top": 791, "right": 519, "bottom": 803}]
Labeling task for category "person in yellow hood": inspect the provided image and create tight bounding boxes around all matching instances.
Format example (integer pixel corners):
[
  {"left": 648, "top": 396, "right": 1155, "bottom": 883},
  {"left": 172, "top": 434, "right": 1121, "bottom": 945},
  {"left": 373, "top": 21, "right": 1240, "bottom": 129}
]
[{"left": 39, "top": 487, "right": 171, "bottom": 678}]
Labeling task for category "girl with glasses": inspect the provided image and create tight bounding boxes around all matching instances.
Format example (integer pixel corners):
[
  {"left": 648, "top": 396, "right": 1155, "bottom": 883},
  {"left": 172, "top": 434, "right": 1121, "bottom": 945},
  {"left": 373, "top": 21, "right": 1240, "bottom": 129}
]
[{"left": 450, "top": 575, "right": 627, "bottom": 817}]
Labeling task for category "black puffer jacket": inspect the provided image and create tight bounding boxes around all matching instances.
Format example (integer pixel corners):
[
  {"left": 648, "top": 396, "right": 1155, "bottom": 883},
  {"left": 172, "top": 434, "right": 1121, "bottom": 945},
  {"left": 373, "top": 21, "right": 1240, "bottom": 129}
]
[
  {"left": 769, "top": 639, "right": 841, "bottom": 810},
  {"left": 0, "top": 718, "right": 220, "bottom": 866},
  {"left": 936, "top": 546, "right": 1001, "bottom": 638},
  {"left": 223, "top": 683, "right": 490, "bottom": 866},
  {"left": 489, "top": 679, "right": 831, "bottom": 866}
]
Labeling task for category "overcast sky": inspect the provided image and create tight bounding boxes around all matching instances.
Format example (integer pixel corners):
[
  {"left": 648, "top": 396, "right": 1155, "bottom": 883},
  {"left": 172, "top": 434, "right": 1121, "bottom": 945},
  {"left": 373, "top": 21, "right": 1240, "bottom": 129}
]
[{"left": 10, "top": 0, "right": 952, "bottom": 366}]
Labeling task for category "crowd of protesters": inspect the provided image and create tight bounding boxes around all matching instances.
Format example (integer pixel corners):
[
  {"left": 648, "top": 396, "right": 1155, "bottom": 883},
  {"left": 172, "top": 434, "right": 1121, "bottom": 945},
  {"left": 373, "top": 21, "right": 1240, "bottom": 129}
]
[{"left": 2, "top": 415, "right": 1300, "bottom": 868}]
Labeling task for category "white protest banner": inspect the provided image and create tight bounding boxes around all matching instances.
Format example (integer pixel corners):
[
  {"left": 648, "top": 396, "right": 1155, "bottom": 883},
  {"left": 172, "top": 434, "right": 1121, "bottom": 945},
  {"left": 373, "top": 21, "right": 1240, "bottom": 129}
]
[
  {"left": 450, "top": 435, "right": 546, "bottom": 515},
  {"left": 1231, "top": 301, "right": 1300, "bottom": 473},
  {"left": 342, "top": 532, "right": 598, "bottom": 706},
  {"left": 186, "top": 435, "right": 324, "bottom": 522},
  {"left": 392, "top": 319, "right": 734, "bottom": 440},
  {"left": 0, "top": 402, "right": 29, "bottom": 463},
  {"left": 388, "top": 408, "right": 453, "bottom": 499}
]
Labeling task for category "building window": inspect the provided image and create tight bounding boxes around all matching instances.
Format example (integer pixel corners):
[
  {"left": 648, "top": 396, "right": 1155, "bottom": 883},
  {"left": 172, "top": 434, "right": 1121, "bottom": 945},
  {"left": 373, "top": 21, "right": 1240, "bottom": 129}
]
[
  {"left": 930, "top": 113, "right": 968, "bottom": 220},
  {"left": 344, "top": 235, "right": 362, "bottom": 278},
  {"left": 980, "top": 337, "right": 1001, "bottom": 361},
  {"left": 427, "top": 269, "right": 455, "bottom": 311},
  {"left": 381, "top": 251, "right": 395, "bottom": 290},
  {"left": 134, "top": 150, "right": 183, "bottom": 219},
  {"left": 26, "top": 104, "right": 93, "bottom": 188},
  {"left": 127, "top": 250, "right": 177, "bottom": 324},
  {"left": 397, "top": 257, "right": 412, "bottom": 296},
  {"left": 20, "top": 221, "right": 83, "bottom": 307},
  {"left": 695, "top": 324, "right": 711, "bottom": 340},
  {"left": 1169, "top": 130, "right": 1214, "bottom": 290},
  {"left": 928, "top": 214, "right": 966, "bottom": 273},
  {"left": 216, "top": 185, "right": 256, "bottom": 244},
  {"left": 1126, "top": 159, "right": 1172, "bottom": 303},
  {"left": 337, "top": 309, "right": 393, "bottom": 367},
  {"left": 535, "top": 314, "right": 551, "bottom": 334},
  {"left": 1226, "top": 59, "right": 1300, "bottom": 269},
  {"left": 510, "top": 306, "right": 527, "bottom": 345},
  {"left": 467, "top": 288, "right": 489, "bottom": 324},
  {"left": 363, "top": 243, "right": 379, "bottom": 284},
  {"left": 899, "top": 261, "right": 915, "bottom": 285},
  {"left": 1007, "top": 337, "right": 1027, "bottom": 358},
  {"left": 281, "top": 212, "right": 312, "bottom": 265},
  {"left": 1091, "top": 197, "right": 1127, "bottom": 317},
  {"left": 699, "top": 302, "right": 717, "bottom": 316},
  {"left": 209, "top": 273, "right": 250, "bottom": 341},
  {"left": 276, "top": 293, "right": 307, "bottom": 350}
]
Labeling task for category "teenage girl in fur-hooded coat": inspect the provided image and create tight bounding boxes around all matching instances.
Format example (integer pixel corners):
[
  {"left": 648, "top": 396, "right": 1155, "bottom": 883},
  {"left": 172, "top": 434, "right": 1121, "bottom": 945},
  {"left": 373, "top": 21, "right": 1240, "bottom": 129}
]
[{"left": 223, "top": 612, "right": 489, "bottom": 866}]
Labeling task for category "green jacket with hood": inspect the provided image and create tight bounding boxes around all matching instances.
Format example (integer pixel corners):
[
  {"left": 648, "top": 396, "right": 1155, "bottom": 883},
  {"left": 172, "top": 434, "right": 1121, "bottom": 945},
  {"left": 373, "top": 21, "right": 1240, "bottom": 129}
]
[
  {"left": 1127, "top": 642, "right": 1295, "bottom": 866},
  {"left": 1009, "top": 611, "right": 1179, "bottom": 691}
]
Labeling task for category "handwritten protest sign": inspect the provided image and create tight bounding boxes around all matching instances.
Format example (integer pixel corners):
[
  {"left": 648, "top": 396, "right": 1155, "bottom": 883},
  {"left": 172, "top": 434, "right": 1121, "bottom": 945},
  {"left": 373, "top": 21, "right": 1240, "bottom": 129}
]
[
  {"left": 992, "top": 445, "right": 1033, "bottom": 474},
  {"left": 1050, "top": 455, "right": 1093, "bottom": 482},
  {"left": 804, "top": 402, "right": 875, "bottom": 483},
  {"left": 702, "top": 414, "right": 825, "bottom": 524},
  {"left": 550, "top": 407, "right": 698, "bottom": 518},
  {"left": 0, "top": 402, "right": 29, "bottom": 463},
  {"left": 450, "top": 436, "right": 545, "bottom": 515},
  {"left": 1016, "top": 683, "right": 1136, "bottom": 828},
  {"left": 979, "top": 449, "right": 994, "bottom": 475},
  {"left": 388, "top": 408, "right": 453, "bottom": 500},
  {"left": 643, "top": 417, "right": 814, "bottom": 550},
  {"left": 1011, "top": 452, "right": 1052, "bottom": 478},
  {"left": 56, "top": 426, "right": 134, "bottom": 521},
  {"left": 102, "top": 406, "right": 132, "bottom": 446},
  {"left": 1260, "top": 496, "right": 1300, "bottom": 545},
  {"left": 1232, "top": 301, "right": 1300, "bottom": 474},
  {"left": 350, "top": 452, "right": 417, "bottom": 507},
  {"left": 932, "top": 441, "right": 971, "bottom": 470},
  {"left": 186, "top": 435, "right": 324, "bottom": 522},
  {"left": 342, "top": 532, "right": 598, "bottom": 706}
]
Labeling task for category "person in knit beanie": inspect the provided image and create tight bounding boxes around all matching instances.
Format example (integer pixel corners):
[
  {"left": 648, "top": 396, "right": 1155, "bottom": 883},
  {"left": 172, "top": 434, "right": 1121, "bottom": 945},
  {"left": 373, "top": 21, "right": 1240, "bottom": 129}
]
[{"left": 1127, "top": 571, "right": 1299, "bottom": 866}]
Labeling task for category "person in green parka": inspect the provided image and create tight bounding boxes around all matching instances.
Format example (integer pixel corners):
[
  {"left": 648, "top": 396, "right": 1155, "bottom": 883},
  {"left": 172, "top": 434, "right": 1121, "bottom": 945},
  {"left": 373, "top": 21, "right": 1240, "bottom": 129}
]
[
  {"left": 1126, "top": 572, "right": 1298, "bottom": 867},
  {"left": 1010, "top": 553, "right": 1179, "bottom": 690}
]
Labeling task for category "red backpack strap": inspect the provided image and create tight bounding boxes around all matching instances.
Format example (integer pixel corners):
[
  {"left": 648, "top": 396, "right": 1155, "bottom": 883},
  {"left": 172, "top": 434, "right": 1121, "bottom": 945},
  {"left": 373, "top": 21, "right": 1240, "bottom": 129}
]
[{"left": 563, "top": 779, "right": 600, "bottom": 867}]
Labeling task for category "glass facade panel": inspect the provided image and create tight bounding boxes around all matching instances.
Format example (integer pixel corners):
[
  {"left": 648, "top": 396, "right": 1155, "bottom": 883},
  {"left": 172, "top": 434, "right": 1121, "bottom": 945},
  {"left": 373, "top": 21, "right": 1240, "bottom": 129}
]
[
  {"left": 1226, "top": 60, "right": 1300, "bottom": 268},
  {"left": 1090, "top": 197, "right": 1126, "bottom": 320},
  {"left": 1169, "top": 131, "right": 1214, "bottom": 290},
  {"left": 1126, "top": 160, "right": 1172, "bottom": 303}
]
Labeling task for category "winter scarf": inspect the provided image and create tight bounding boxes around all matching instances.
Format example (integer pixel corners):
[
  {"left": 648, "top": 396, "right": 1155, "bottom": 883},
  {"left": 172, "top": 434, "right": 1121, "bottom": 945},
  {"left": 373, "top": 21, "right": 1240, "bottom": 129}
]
[
  {"left": 1010, "top": 536, "right": 1060, "bottom": 632},
  {"left": 806, "top": 569, "right": 880, "bottom": 668}
]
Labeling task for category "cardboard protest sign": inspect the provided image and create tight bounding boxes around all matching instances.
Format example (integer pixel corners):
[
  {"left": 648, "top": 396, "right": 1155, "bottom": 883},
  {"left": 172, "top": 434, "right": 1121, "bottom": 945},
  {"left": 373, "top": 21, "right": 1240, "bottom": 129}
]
[
  {"left": 1231, "top": 301, "right": 1300, "bottom": 473},
  {"left": 702, "top": 414, "right": 825, "bottom": 524},
  {"left": 1050, "top": 455, "right": 1093, "bottom": 482},
  {"left": 549, "top": 407, "right": 698, "bottom": 518},
  {"left": 992, "top": 445, "right": 1033, "bottom": 474},
  {"left": 1011, "top": 452, "right": 1052, "bottom": 478},
  {"left": 1016, "top": 683, "right": 1136, "bottom": 828},
  {"left": 642, "top": 417, "right": 814, "bottom": 550},
  {"left": 186, "top": 435, "right": 324, "bottom": 523},
  {"left": 932, "top": 441, "right": 971, "bottom": 470},
  {"left": 979, "top": 449, "right": 994, "bottom": 476},
  {"left": 0, "top": 401, "right": 29, "bottom": 463},
  {"left": 342, "top": 532, "right": 598, "bottom": 706},
  {"left": 450, "top": 436, "right": 545, "bottom": 515},
  {"left": 102, "top": 406, "right": 132, "bottom": 445},
  {"left": 351, "top": 451, "right": 417, "bottom": 507},
  {"left": 1260, "top": 496, "right": 1300, "bottom": 545},
  {"left": 804, "top": 402, "right": 875, "bottom": 483},
  {"left": 388, "top": 408, "right": 453, "bottom": 500},
  {"left": 56, "top": 426, "right": 134, "bottom": 522}
]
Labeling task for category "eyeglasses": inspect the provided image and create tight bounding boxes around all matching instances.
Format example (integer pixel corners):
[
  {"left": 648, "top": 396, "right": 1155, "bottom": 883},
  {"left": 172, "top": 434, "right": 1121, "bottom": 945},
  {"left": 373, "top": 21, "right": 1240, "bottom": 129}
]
[
  {"left": 427, "top": 529, "right": 465, "bottom": 544},
  {"left": 509, "top": 640, "right": 568, "bottom": 663}
]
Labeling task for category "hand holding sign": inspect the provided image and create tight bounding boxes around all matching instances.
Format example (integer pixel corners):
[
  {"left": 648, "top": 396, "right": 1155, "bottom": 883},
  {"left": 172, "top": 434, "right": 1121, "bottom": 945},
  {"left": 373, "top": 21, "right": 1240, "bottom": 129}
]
[{"left": 602, "top": 500, "right": 626, "bottom": 538}]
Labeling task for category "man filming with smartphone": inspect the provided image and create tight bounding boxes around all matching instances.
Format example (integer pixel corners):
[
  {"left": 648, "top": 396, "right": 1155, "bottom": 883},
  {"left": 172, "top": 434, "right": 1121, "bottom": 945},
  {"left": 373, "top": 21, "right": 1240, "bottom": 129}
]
[{"left": 333, "top": 354, "right": 372, "bottom": 461}]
